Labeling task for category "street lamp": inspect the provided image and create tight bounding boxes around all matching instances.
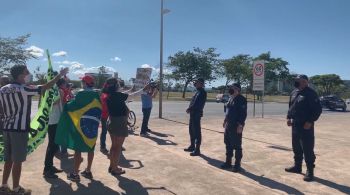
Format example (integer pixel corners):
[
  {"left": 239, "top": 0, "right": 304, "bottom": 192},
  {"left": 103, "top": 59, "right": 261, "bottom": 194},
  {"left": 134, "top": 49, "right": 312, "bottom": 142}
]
[{"left": 159, "top": 0, "right": 170, "bottom": 118}]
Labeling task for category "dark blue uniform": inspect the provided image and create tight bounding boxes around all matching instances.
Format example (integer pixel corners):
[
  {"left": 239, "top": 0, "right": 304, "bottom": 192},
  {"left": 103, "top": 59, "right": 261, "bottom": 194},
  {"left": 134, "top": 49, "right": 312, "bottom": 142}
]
[
  {"left": 187, "top": 87, "right": 207, "bottom": 149},
  {"left": 287, "top": 87, "right": 322, "bottom": 169},
  {"left": 224, "top": 95, "right": 247, "bottom": 165}
]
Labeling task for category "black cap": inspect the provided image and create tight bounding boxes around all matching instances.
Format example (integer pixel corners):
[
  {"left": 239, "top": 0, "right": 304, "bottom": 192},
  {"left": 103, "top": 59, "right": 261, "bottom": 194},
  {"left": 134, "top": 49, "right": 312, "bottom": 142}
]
[
  {"left": 232, "top": 83, "right": 241, "bottom": 90},
  {"left": 295, "top": 74, "right": 309, "bottom": 81},
  {"left": 194, "top": 78, "right": 205, "bottom": 84}
]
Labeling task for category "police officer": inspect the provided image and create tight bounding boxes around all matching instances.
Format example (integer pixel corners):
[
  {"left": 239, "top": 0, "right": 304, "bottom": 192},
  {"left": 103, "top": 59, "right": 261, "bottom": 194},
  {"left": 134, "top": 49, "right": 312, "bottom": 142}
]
[
  {"left": 285, "top": 74, "right": 322, "bottom": 182},
  {"left": 221, "top": 83, "right": 247, "bottom": 172},
  {"left": 184, "top": 78, "right": 207, "bottom": 156}
]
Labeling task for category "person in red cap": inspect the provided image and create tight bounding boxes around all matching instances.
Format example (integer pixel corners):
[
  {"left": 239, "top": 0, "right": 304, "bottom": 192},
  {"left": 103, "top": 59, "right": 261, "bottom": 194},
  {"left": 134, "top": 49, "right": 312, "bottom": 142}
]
[{"left": 60, "top": 75, "right": 102, "bottom": 181}]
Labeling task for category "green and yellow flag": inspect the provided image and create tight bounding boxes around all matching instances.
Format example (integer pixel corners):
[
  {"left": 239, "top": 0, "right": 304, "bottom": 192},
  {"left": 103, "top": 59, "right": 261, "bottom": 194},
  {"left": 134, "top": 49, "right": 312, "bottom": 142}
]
[
  {"left": 55, "top": 90, "right": 101, "bottom": 152},
  {"left": 27, "top": 49, "right": 59, "bottom": 155},
  {"left": 0, "top": 50, "right": 58, "bottom": 162}
]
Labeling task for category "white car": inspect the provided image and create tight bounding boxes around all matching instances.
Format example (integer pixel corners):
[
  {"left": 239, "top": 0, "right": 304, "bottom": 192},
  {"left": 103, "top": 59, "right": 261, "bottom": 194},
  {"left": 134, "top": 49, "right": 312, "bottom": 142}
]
[{"left": 346, "top": 99, "right": 350, "bottom": 105}]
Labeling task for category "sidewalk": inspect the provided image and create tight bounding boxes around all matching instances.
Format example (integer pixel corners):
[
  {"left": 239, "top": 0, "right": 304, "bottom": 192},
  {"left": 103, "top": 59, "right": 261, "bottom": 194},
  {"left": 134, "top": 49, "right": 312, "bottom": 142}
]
[{"left": 1, "top": 114, "right": 350, "bottom": 194}]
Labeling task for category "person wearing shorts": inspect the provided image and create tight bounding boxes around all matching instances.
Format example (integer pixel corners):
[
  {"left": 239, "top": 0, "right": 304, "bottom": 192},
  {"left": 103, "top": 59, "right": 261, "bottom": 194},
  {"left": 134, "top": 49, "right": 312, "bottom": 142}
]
[{"left": 0, "top": 65, "right": 68, "bottom": 194}]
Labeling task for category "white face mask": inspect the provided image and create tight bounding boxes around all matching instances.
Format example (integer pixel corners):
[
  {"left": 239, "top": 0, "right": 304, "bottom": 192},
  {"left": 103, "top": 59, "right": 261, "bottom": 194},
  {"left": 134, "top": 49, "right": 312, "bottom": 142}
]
[{"left": 24, "top": 74, "right": 32, "bottom": 84}]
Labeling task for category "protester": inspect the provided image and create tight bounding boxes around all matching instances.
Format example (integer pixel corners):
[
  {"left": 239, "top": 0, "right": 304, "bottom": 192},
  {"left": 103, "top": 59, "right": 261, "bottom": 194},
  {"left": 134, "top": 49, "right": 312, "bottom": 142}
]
[
  {"left": 140, "top": 81, "right": 158, "bottom": 137},
  {"left": 100, "top": 84, "right": 110, "bottom": 155},
  {"left": 285, "top": 74, "right": 322, "bottom": 182},
  {"left": 221, "top": 83, "right": 247, "bottom": 172},
  {"left": 184, "top": 78, "right": 207, "bottom": 156},
  {"left": 0, "top": 76, "right": 10, "bottom": 87},
  {"left": 57, "top": 82, "right": 74, "bottom": 156},
  {"left": 0, "top": 65, "right": 68, "bottom": 194},
  {"left": 0, "top": 76, "right": 10, "bottom": 130},
  {"left": 43, "top": 78, "right": 66, "bottom": 178},
  {"left": 103, "top": 78, "right": 143, "bottom": 175},
  {"left": 55, "top": 75, "right": 101, "bottom": 182}
]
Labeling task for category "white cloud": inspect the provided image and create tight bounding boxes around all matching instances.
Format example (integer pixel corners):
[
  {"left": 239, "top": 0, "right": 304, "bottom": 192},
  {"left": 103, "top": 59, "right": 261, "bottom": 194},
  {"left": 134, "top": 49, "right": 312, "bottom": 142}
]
[
  {"left": 140, "top": 64, "right": 171, "bottom": 75},
  {"left": 110, "top": 57, "right": 122, "bottom": 62},
  {"left": 141, "top": 64, "right": 152, "bottom": 69},
  {"left": 26, "top": 45, "right": 44, "bottom": 58},
  {"left": 55, "top": 60, "right": 116, "bottom": 77},
  {"left": 52, "top": 51, "right": 67, "bottom": 57}
]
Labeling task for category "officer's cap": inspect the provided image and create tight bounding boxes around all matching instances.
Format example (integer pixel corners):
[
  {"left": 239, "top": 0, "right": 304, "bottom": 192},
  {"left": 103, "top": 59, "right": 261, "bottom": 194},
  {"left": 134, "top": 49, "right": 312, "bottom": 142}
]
[{"left": 295, "top": 74, "right": 309, "bottom": 81}]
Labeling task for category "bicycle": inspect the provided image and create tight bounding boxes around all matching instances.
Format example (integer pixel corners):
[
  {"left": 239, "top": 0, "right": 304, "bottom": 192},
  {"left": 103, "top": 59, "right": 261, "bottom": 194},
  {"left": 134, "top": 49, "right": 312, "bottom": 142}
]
[{"left": 126, "top": 100, "right": 136, "bottom": 130}]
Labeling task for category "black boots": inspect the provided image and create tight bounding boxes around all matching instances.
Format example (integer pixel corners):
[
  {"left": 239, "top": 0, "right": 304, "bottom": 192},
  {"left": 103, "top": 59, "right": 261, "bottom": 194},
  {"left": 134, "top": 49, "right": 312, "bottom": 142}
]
[
  {"left": 184, "top": 145, "right": 195, "bottom": 152},
  {"left": 285, "top": 164, "right": 302, "bottom": 174},
  {"left": 232, "top": 164, "right": 242, "bottom": 173},
  {"left": 220, "top": 157, "right": 232, "bottom": 169},
  {"left": 304, "top": 166, "right": 314, "bottom": 182},
  {"left": 221, "top": 157, "right": 242, "bottom": 172},
  {"left": 232, "top": 160, "right": 242, "bottom": 172},
  {"left": 285, "top": 163, "right": 315, "bottom": 182},
  {"left": 190, "top": 146, "right": 201, "bottom": 156}
]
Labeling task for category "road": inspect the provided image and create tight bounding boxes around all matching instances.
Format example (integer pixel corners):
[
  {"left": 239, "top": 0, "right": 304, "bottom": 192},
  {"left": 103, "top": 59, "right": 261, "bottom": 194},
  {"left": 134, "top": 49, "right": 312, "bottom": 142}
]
[{"left": 32, "top": 100, "right": 349, "bottom": 121}]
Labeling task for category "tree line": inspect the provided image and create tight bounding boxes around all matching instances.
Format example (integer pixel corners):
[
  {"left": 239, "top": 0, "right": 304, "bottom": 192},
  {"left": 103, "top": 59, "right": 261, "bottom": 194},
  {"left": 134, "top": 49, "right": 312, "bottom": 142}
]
[{"left": 1, "top": 34, "right": 349, "bottom": 98}]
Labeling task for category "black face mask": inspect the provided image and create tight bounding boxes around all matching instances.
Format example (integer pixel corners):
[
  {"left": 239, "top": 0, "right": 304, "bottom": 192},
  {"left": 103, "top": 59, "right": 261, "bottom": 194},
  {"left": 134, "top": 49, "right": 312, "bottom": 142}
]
[
  {"left": 228, "top": 88, "right": 235, "bottom": 95},
  {"left": 294, "top": 81, "right": 300, "bottom": 88}
]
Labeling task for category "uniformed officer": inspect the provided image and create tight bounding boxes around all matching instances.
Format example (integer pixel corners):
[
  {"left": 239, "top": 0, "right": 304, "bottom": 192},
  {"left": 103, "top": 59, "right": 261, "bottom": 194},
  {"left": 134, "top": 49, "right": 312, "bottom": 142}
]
[
  {"left": 184, "top": 78, "right": 207, "bottom": 156},
  {"left": 221, "top": 83, "right": 247, "bottom": 172},
  {"left": 285, "top": 74, "right": 322, "bottom": 182}
]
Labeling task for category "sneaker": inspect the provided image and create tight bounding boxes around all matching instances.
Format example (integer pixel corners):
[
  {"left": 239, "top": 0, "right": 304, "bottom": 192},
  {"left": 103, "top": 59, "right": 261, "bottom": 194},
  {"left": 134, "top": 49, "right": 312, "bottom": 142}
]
[
  {"left": 81, "top": 170, "right": 93, "bottom": 179},
  {"left": 51, "top": 166, "right": 63, "bottom": 174},
  {"left": 285, "top": 165, "right": 302, "bottom": 174},
  {"left": 43, "top": 170, "right": 59, "bottom": 179},
  {"left": 0, "top": 185, "right": 11, "bottom": 194},
  {"left": 67, "top": 173, "right": 80, "bottom": 182},
  {"left": 100, "top": 148, "right": 109, "bottom": 155},
  {"left": 140, "top": 133, "right": 149, "bottom": 137},
  {"left": 12, "top": 186, "right": 32, "bottom": 195}
]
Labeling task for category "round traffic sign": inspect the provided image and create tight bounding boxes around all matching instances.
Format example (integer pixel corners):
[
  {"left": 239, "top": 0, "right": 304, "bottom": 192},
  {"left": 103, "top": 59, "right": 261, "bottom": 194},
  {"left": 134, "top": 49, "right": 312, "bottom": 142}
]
[{"left": 254, "top": 64, "right": 264, "bottom": 76}]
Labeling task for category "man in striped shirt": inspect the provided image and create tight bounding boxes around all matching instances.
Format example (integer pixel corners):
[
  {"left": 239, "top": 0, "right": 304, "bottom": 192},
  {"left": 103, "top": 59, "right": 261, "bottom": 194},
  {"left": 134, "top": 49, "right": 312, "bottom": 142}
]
[{"left": 0, "top": 65, "right": 68, "bottom": 195}]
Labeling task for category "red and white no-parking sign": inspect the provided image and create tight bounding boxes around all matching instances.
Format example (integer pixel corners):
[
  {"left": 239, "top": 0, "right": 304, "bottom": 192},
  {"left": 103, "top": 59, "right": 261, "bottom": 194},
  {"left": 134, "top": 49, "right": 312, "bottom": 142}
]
[{"left": 253, "top": 61, "right": 265, "bottom": 91}]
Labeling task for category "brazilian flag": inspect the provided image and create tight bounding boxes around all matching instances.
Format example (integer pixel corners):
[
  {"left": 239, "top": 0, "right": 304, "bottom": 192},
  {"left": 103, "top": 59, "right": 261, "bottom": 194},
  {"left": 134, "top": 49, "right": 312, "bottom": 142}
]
[{"left": 55, "top": 90, "right": 102, "bottom": 152}]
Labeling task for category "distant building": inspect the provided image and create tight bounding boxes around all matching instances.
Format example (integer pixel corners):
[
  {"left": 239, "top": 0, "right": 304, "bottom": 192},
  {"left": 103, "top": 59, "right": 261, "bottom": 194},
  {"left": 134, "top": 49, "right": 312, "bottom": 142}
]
[{"left": 85, "top": 72, "right": 112, "bottom": 79}]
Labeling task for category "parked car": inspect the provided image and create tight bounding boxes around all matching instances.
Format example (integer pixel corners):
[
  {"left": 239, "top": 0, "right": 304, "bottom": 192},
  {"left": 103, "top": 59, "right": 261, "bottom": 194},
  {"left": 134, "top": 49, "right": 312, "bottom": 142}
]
[
  {"left": 320, "top": 95, "right": 347, "bottom": 111},
  {"left": 346, "top": 99, "right": 350, "bottom": 106},
  {"left": 216, "top": 94, "right": 230, "bottom": 103}
]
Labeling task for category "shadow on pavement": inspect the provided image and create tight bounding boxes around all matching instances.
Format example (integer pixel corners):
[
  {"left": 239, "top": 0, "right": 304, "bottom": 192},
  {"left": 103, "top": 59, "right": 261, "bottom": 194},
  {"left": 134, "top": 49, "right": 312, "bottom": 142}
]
[
  {"left": 119, "top": 153, "right": 144, "bottom": 170},
  {"left": 45, "top": 178, "right": 119, "bottom": 195},
  {"left": 199, "top": 154, "right": 304, "bottom": 195},
  {"left": 149, "top": 130, "right": 174, "bottom": 138},
  {"left": 162, "top": 118, "right": 293, "bottom": 150},
  {"left": 314, "top": 177, "right": 350, "bottom": 194},
  {"left": 142, "top": 133, "right": 177, "bottom": 146},
  {"left": 240, "top": 171, "right": 304, "bottom": 195},
  {"left": 115, "top": 175, "right": 177, "bottom": 195}
]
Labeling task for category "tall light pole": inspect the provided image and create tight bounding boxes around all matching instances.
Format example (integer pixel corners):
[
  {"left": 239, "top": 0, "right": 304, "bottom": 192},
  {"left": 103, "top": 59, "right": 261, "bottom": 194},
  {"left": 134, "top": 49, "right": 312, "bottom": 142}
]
[{"left": 159, "top": 0, "right": 170, "bottom": 118}]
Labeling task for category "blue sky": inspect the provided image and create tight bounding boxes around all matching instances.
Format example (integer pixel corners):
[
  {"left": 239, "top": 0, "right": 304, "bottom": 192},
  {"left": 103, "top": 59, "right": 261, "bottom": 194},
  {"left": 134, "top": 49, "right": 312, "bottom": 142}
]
[{"left": 1, "top": 0, "right": 349, "bottom": 86}]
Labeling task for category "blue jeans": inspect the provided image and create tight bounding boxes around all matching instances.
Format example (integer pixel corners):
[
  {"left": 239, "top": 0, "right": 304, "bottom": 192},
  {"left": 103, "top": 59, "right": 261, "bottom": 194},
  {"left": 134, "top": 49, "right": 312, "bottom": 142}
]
[{"left": 100, "top": 118, "right": 108, "bottom": 149}]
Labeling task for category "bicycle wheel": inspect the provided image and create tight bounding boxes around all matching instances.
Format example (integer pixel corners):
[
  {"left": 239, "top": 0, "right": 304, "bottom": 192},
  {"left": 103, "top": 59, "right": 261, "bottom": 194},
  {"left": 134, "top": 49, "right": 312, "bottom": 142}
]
[{"left": 128, "top": 111, "right": 136, "bottom": 128}]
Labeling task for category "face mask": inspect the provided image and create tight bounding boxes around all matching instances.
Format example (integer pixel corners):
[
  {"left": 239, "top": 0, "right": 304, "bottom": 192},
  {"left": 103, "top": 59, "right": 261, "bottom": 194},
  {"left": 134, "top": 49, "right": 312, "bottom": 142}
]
[
  {"left": 294, "top": 81, "right": 300, "bottom": 88},
  {"left": 24, "top": 74, "right": 32, "bottom": 84},
  {"left": 228, "top": 88, "right": 235, "bottom": 95}
]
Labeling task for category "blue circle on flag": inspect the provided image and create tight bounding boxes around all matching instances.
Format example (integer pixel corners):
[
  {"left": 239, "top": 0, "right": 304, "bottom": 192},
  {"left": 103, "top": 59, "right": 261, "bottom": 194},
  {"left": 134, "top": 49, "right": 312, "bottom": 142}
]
[{"left": 80, "top": 108, "right": 101, "bottom": 139}]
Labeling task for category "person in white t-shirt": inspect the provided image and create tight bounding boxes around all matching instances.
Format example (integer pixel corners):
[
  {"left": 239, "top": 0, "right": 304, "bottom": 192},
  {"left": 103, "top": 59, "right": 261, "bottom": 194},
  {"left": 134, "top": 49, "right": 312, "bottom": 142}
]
[{"left": 43, "top": 78, "right": 66, "bottom": 178}]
